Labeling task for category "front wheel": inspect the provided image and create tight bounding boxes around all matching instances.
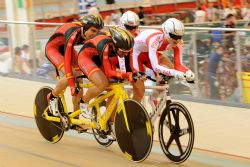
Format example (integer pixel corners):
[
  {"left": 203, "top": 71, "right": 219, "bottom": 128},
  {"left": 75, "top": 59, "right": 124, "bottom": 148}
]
[
  {"left": 158, "top": 102, "right": 194, "bottom": 163},
  {"left": 115, "top": 99, "right": 153, "bottom": 162}
]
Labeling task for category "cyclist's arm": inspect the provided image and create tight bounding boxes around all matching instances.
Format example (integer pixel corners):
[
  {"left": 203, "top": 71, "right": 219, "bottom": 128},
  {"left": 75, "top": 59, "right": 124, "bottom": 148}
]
[
  {"left": 65, "top": 29, "right": 81, "bottom": 87},
  {"left": 128, "top": 51, "right": 138, "bottom": 73},
  {"left": 102, "top": 45, "right": 131, "bottom": 80},
  {"left": 148, "top": 36, "right": 180, "bottom": 76},
  {"left": 173, "top": 46, "right": 189, "bottom": 73}
]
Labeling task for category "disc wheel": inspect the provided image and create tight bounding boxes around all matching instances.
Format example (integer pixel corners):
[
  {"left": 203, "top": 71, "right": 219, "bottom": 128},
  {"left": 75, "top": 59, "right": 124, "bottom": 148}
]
[
  {"left": 158, "top": 102, "right": 195, "bottom": 163},
  {"left": 34, "top": 86, "right": 64, "bottom": 143},
  {"left": 115, "top": 99, "right": 153, "bottom": 162}
]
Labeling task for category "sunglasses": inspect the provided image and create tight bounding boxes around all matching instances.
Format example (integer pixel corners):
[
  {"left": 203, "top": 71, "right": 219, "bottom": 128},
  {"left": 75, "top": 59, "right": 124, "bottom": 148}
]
[
  {"left": 169, "top": 33, "right": 182, "bottom": 40},
  {"left": 117, "top": 48, "right": 131, "bottom": 53},
  {"left": 124, "top": 24, "right": 138, "bottom": 30}
]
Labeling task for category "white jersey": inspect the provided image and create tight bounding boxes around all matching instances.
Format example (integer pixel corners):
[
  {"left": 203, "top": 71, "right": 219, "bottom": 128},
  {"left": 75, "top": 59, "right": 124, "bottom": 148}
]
[
  {"left": 133, "top": 29, "right": 188, "bottom": 76},
  {"left": 116, "top": 25, "right": 140, "bottom": 73}
]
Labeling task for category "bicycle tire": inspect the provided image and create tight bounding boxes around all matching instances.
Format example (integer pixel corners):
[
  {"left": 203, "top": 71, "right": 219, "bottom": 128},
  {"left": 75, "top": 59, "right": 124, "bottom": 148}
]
[
  {"left": 158, "top": 102, "right": 194, "bottom": 163},
  {"left": 34, "top": 86, "right": 64, "bottom": 143},
  {"left": 92, "top": 97, "right": 113, "bottom": 147},
  {"left": 115, "top": 99, "right": 153, "bottom": 162}
]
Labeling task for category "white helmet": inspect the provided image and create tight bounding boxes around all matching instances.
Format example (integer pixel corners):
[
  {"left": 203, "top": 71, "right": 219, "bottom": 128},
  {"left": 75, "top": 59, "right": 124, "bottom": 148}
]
[
  {"left": 120, "top": 11, "right": 140, "bottom": 28},
  {"left": 162, "top": 18, "right": 185, "bottom": 40}
]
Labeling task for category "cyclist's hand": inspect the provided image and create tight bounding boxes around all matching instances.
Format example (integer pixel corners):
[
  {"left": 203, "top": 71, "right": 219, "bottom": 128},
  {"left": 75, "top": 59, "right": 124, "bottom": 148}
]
[
  {"left": 131, "top": 72, "right": 138, "bottom": 82},
  {"left": 127, "top": 72, "right": 138, "bottom": 83},
  {"left": 137, "top": 72, "right": 146, "bottom": 81},
  {"left": 70, "top": 86, "right": 79, "bottom": 96},
  {"left": 174, "top": 71, "right": 185, "bottom": 80},
  {"left": 185, "top": 70, "right": 195, "bottom": 81}
]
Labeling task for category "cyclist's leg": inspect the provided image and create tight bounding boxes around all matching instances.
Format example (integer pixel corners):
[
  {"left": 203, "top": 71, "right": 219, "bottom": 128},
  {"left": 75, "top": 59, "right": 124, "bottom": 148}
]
[
  {"left": 132, "top": 80, "right": 145, "bottom": 102},
  {"left": 78, "top": 54, "right": 109, "bottom": 103},
  {"left": 82, "top": 70, "right": 109, "bottom": 102},
  {"left": 50, "top": 68, "right": 83, "bottom": 114},
  {"left": 71, "top": 50, "right": 84, "bottom": 112},
  {"left": 72, "top": 69, "right": 84, "bottom": 112},
  {"left": 132, "top": 52, "right": 146, "bottom": 102},
  {"left": 45, "top": 38, "right": 64, "bottom": 72},
  {"left": 152, "top": 53, "right": 173, "bottom": 99},
  {"left": 45, "top": 42, "right": 66, "bottom": 115},
  {"left": 45, "top": 40, "right": 66, "bottom": 98},
  {"left": 52, "top": 70, "right": 68, "bottom": 97}
]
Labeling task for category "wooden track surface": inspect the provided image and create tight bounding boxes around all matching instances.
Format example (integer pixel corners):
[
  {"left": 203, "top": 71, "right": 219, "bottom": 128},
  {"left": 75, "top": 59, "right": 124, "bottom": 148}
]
[
  {"left": 0, "top": 112, "right": 250, "bottom": 167},
  {"left": 0, "top": 76, "right": 250, "bottom": 165}
]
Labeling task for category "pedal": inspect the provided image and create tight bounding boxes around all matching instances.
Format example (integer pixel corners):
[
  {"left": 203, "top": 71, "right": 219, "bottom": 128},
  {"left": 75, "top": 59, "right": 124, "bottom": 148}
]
[
  {"left": 107, "top": 134, "right": 116, "bottom": 141},
  {"left": 59, "top": 113, "right": 71, "bottom": 131}
]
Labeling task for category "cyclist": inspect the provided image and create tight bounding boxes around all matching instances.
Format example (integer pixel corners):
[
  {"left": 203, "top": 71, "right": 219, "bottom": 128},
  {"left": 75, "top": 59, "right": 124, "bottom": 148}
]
[
  {"left": 119, "top": 11, "right": 174, "bottom": 104},
  {"left": 118, "top": 11, "right": 146, "bottom": 100},
  {"left": 45, "top": 14, "right": 104, "bottom": 116},
  {"left": 76, "top": 27, "right": 137, "bottom": 119},
  {"left": 132, "top": 18, "right": 195, "bottom": 102},
  {"left": 120, "top": 10, "right": 140, "bottom": 37},
  {"left": 115, "top": 10, "right": 140, "bottom": 74}
]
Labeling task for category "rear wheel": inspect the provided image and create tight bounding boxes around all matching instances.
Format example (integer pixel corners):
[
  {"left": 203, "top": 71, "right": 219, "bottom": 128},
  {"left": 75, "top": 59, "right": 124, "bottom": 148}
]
[
  {"left": 34, "top": 87, "right": 64, "bottom": 143},
  {"left": 158, "top": 102, "right": 194, "bottom": 163},
  {"left": 115, "top": 99, "right": 153, "bottom": 162}
]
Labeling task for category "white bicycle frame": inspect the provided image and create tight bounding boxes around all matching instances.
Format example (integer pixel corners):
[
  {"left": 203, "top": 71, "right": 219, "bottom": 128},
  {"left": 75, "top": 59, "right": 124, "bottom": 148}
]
[{"left": 125, "top": 84, "right": 170, "bottom": 124}]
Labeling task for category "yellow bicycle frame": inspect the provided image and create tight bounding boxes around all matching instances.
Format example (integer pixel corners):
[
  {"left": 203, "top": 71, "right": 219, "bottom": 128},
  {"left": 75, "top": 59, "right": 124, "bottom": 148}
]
[{"left": 43, "top": 79, "right": 130, "bottom": 131}]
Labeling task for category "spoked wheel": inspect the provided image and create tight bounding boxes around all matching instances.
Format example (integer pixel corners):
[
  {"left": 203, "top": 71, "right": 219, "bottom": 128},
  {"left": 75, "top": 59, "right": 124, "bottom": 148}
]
[
  {"left": 115, "top": 99, "right": 153, "bottom": 162},
  {"left": 92, "top": 97, "right": 113, "bottom": 147},
  {"left": 158, "top": 102, "right": 194, "bottom": 163},
  {"left": 34, "top": 86, "right": 64, "bottom": 143}
]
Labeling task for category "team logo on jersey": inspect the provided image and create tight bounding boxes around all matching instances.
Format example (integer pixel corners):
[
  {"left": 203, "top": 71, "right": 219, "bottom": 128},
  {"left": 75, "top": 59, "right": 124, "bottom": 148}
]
[
  {"left": 150, "top": 36, "right": 160, "bottom": 48},
  {"left": 151, "top": 40, "right": 159, "bottom": 48}
]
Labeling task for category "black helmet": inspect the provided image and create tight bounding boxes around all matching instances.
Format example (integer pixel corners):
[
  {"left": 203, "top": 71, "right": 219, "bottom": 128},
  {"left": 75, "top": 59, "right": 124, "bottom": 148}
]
[
  {"left": 109, "top": 27, "right": 134, "bottom": 51},
  {"left": 79, "top": 14, "right": 104, "bottom": 31}
]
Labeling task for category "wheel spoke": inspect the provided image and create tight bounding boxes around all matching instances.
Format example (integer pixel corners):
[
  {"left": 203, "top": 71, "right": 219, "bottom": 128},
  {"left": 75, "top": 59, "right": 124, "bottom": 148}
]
[
  {"left": 165, "top": 134, "right": 175, "bottom": 150},
  {"left": 159, "top": 103, "right": 194, "bottom": 163},
  {"left": 164, "top": 120, "right": 176, "bottom": 132},
  {"left": 163, "top": 120, "right": 170, "bottom": 129},
  {"left": 174, "top": 136, "right": 184, "bottom": 155},
  {"left": 172, "top": 109, "right": 180, "bottom": 128},
  {"left": 167, "top": 110, "right": 173, "bottom": 130},
  {"left": 179, "top": 127, "right": 190, "bottom": 137},
  {"left": 176, "top": 110, "right": 180, "bottom": 128}
]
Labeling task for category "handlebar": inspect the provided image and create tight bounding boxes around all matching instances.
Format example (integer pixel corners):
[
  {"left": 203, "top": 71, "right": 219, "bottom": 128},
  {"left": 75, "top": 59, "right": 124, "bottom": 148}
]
[
  {"left": 73, "top": 73, "right": 195, "bottom": 87},
  {"left": 146, "top": 73, "right": 174, "bottom": 84},
  {"left": 146, "top": 73, "right": 195, "bottom": 84},
  {"left": 109, "top": 72, "right": 144, "bottom": 83}
]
